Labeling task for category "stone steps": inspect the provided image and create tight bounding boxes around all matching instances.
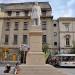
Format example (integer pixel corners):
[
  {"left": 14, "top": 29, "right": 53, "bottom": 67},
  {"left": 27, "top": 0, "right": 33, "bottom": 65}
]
[{"left": 17, "top": 64, "right": 67, "bottom": 75}]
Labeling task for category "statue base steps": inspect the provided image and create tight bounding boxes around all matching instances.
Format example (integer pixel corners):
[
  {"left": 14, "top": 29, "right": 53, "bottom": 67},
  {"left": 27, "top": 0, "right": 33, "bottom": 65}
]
[
  {"left": 16, "top": 64, "right": 66, "bottom": 75},
  {"left": 26, "top": 52, "right": 45, "bottom": 65}
]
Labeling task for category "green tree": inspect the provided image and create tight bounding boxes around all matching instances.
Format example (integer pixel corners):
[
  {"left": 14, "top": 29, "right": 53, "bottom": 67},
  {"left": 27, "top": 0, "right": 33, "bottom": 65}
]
[{"left": 42, "top": 43, "right": 51, "bottom": 60}]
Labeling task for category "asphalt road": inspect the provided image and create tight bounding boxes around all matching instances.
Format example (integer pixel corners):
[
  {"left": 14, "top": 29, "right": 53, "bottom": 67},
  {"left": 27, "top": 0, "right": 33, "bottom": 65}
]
[{"left": 57, "top": 67, "right": 75, "bottom": 75}]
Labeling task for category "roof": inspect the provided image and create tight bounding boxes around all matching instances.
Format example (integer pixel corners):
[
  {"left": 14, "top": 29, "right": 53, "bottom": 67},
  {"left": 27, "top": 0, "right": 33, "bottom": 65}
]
[
  {"left": 57, "top": 17, "right": 75, "bottom": 21},
  {"left": 0, "top": 2, "right": 52, "bottom": 11},
  {"left": 55, "top": 54, "right": 75, "bottom": 56}
]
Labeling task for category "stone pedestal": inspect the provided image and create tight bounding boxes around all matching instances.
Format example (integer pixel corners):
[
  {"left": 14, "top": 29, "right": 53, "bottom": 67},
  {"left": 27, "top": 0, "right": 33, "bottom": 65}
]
[
  {"left": 26, "top": 25, "right": 45, "bottom": 65},
  {"left": 26, "top": 52, "right": 45, "bottom": 65}
]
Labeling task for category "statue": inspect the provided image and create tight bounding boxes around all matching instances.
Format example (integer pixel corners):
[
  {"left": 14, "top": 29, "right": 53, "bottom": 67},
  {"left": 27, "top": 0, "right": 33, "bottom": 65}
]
[{"left": 31, "top": 2, "right": 41, "bottom": 26}]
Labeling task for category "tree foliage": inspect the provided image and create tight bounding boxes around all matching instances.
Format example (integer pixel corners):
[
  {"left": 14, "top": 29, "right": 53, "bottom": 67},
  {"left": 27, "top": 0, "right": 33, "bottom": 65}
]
[
  {"left": 42, "top": 43, "right": 49, "bottom": 54},
  {"left": 42, "top": 43, "right": 51, "bottom": 60}
]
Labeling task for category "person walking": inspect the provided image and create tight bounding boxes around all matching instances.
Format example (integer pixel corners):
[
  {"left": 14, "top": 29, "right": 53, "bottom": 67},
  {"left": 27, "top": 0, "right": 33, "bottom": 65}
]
[{"left": 13, "top": 63, "right": 20, "bottom": 74}]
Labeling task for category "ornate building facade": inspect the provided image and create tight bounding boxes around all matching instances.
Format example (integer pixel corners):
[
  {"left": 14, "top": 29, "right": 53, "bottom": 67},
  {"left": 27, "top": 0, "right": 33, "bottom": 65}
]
[
  {"left": 0, "top": 2, "right": 75, "bottom": 61},
  {"left": 0, "top": 2, "right": 54, "bottom": 61},
  {"left": 58, "top": 17, "right": 75, "bottom": 53}
]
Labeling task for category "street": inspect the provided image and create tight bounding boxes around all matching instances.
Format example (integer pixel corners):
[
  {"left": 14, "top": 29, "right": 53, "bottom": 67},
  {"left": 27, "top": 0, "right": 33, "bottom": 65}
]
[{"left": 57, "top": 67, "right": 75, "bottom": 75}]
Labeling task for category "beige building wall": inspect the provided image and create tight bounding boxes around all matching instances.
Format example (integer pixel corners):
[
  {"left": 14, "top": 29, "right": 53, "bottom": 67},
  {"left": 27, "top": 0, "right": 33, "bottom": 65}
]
[
  {"left": 0, "top": 2, "right": 53, "bottom": 61},
  {"left": 1, "top": 2, "right": 75, "bottom": 60},
  {"left": 58, "top": 17, "right": 75, "bottom": 53},
  {"left": 52, "top": 20, "right": 59, "bottom": 52}
]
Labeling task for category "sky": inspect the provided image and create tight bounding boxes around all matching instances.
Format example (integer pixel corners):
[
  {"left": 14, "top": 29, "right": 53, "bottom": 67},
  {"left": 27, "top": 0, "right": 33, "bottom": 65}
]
[{"left": 0, "top": 0, "right": 75, "bottom": 19}]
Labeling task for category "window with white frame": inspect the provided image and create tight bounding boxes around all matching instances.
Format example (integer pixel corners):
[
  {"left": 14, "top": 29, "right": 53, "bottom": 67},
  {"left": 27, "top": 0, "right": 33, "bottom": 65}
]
[
  {"left": 65, "top": 35, "right": 70, "bottom": 46},
  {"left": 66, "top": 38, "right": 70, "bottom": 46},
  {"left": 64, "top": 23, "right": 70, "bottom": 31}
]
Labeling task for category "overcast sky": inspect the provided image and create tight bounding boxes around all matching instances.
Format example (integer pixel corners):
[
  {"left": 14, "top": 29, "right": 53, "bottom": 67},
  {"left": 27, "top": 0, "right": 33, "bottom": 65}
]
[{"left": 0, "top": 0, "right": 75, "bottom": 19}]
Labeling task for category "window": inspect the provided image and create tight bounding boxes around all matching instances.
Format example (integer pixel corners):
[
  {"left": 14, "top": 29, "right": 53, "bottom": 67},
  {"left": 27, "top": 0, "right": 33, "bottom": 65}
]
[
  {"left": 54, "top": 42, "right": 57, "bottom": 46},
  {"left": 7, "top": 11, "right": 12, "bottom": 16},
  {"left": 23, "top": 35, "right": 27, "bottom": 44},
  {"left": 65, "top": 35, "right": 70, "bottom": 46},
  {"left": 25, "top": 11, "right": 29, "bottom": 16},
  {"left": 23, "top": 22, "right": 28, "bottom": 30},
  {"left": 5, "top": 22, "right": 10, "bottom": 31},
  {"left": 54, "top": 32, "right": 57, "bottom": 36},
  {"left": 14, "top": 22, "right": 19, "bottom": 30},
  {"left": 53, "top": 24, "right": 56, "bottom": 27},
  {"left": 65, "top": 24, "right": 69, "bottom": 31},
  {"left": 42, "top": 10, "right": 46, "bottom": 16},
  {"left": 64, "top": 23, "right": 70, "bottom": 31},
  {"left": 5, "top": 35, "right": 9, "bottom": 44},
  {"left": 66, "top": 38, "right": 70, "bottom": 46},
  {"left": 13, "top": 35, "right": 18, "bottom": 44},
  {"left": 42, "top": 35, "right": 47, "bottom": 43},
  {"left": 42, "top": 21, "right": 46, "bottom": 30},
  {"left": 16, "top": 11, "right": 20, "bottom": 16}
]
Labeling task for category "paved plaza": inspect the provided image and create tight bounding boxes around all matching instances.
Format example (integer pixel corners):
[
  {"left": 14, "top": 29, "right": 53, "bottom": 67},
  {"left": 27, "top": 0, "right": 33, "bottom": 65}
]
[
  {"left": 0, "top": 67, "right": 5, "bottom": 75},
  {"left": 57, "top": 67, "right": 75, "bottom": 75},
  {"left": 0, "top": 67, "right": 14, "bottom": 75},
  {"left": 0, "top": 65, "right": 75, "bottom": 75}
]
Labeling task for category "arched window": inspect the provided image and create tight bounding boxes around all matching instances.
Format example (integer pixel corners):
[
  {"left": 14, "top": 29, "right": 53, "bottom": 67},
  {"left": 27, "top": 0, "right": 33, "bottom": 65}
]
[
  {"left": 66, "top": 38, "right": 70, "bottom": 46},
  {"left": 65, "top": 35, "right": 70, "bottom": 46}
]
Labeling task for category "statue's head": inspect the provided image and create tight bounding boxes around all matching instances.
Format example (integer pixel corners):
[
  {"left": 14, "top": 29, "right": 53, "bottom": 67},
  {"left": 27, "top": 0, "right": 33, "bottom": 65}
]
[{"left": 34, "top": 1, "right": 38, "bottom": 6}]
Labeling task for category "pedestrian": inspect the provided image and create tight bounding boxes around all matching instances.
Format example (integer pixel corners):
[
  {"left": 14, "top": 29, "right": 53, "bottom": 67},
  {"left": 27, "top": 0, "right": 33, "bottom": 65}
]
[
  {"left": 13, "top": 62, "right": 20, "bottom": 74},
  {"left": 4, "top": 64, "right": 11, "bottom": 73}
]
